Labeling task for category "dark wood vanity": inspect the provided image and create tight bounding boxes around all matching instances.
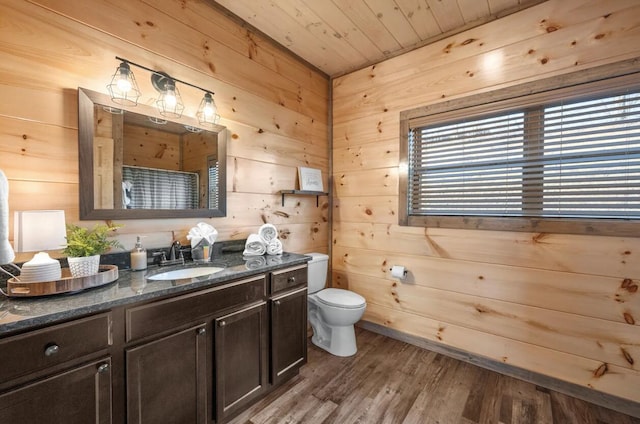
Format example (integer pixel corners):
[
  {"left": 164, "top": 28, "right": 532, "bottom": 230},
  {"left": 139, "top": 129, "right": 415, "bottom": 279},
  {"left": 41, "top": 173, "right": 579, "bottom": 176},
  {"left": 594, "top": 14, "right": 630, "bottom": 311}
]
[{"left": 0, "top": 257, "right": 308, "bottom": 424}]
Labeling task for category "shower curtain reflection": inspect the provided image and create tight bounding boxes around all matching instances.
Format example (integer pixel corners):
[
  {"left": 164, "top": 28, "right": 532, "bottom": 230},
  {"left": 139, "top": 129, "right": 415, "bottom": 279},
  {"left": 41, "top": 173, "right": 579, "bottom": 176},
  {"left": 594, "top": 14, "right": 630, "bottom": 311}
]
[{"left": 122, "top": 165, "right": 199, "bottom": 209}]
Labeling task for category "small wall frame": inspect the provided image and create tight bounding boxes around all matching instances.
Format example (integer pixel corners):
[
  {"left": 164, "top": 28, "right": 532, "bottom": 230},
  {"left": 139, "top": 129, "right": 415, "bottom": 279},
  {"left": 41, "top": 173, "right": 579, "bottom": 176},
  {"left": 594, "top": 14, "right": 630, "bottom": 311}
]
[{"left": 297, "top": 167, "right": 323, "bottom": 191}]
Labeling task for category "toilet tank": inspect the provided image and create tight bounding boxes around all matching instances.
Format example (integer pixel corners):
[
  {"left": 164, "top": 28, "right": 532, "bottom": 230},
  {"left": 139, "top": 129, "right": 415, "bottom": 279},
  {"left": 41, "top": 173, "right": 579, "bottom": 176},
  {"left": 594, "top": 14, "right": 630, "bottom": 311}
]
[{"left": 305, "top": 252, "right": 329, "bottom": 294}]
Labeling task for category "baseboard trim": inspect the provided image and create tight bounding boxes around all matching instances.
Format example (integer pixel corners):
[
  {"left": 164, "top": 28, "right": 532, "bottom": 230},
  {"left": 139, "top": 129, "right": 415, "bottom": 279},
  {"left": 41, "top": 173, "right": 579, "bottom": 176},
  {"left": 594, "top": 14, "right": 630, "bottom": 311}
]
[{"left": 358, "top": 320, "right": 640, "bottom": 418}]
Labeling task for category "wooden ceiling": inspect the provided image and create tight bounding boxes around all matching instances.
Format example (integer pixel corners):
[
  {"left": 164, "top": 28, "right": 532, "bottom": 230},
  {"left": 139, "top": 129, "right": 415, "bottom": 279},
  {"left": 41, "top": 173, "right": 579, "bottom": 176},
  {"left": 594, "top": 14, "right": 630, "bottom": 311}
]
[{"left": 210, "top": 0, "right": 546, "bottom": 77}]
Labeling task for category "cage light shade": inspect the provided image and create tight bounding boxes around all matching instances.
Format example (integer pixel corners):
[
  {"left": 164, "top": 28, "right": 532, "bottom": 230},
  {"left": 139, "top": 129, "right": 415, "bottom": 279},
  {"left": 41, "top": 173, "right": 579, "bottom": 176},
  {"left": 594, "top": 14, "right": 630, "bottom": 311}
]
[
  {"left": 196, "top": 92, "right": 218, "bottom": 126},
  {"left": 156, "top": 79, "right": 185, "bottom": 118},
  {"left": 107, "top": 61, "right": 141, "bottom": 106},
  {"left": 14, "top": 210, "right": 67, "bottom": 253}
]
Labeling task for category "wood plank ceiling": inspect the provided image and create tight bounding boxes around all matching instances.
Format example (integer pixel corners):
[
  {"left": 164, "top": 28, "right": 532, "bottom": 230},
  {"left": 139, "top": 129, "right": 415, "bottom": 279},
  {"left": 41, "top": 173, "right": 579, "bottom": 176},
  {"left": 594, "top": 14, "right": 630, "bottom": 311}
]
[{"left": 210, "top": 0, "right": 546, "bottom": 77}]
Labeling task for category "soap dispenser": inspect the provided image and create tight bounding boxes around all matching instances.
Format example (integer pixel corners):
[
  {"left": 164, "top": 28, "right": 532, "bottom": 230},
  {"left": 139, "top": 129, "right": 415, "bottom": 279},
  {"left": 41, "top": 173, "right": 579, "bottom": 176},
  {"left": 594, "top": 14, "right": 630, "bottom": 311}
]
[{"left": 130, "top": 236, "right": 147, "bottom": 271}]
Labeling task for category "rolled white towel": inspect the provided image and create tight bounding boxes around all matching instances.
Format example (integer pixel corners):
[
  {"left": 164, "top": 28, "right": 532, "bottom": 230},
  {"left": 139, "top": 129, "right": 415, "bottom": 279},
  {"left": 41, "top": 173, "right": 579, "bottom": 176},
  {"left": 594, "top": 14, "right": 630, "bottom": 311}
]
[
  {"left": 266, "top": 238, "right": 282, "bottom": 255},
  {"left": 258, "top": 223, "right": 278, "bottom": 243},
  {"left": 0, "top": 169, "right": 15, "bottom": 264},
  {"left": 243, "top": 233, "right": 266, "bottom": 256}
]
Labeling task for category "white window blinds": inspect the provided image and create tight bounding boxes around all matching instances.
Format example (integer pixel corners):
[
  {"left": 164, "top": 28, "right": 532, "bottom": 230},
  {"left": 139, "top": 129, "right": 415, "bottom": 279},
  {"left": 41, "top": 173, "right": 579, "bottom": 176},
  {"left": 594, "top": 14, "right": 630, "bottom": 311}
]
[
  {"left": 208, "top": 158, "right": 219, "bottom": 209},
  {"left": 408, "top": 89, "right": 640, "bottom": 220}
]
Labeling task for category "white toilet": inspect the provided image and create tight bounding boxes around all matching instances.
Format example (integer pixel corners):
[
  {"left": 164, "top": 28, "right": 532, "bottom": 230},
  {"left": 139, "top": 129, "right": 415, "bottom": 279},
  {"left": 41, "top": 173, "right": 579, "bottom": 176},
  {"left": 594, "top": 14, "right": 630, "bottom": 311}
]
[{"left": 306, "top": 252, "right": 366, "bottom": 357}]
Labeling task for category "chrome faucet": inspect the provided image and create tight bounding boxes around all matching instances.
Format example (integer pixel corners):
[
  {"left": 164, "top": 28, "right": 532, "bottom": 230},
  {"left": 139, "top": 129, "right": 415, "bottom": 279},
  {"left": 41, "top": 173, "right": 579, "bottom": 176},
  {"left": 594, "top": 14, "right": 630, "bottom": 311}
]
[
  {"left": 153, "top": 241, "right": 185, "bottom": 266},
  {"left": 169, "top": 241, "right": 181, "bottom": 261}
]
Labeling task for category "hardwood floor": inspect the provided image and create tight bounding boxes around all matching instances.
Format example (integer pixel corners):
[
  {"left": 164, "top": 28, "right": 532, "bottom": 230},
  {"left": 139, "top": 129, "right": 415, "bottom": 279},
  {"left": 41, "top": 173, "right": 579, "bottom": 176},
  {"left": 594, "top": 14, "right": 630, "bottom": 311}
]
[{"left": 227, "top": 328, "right": 640, "bottom": 424}]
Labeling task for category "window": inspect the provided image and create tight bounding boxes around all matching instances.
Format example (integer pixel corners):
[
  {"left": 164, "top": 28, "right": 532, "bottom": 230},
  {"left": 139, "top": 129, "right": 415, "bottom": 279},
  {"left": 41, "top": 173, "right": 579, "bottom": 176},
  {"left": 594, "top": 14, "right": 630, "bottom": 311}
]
[
  {"left": 208, "top": 156, "right": 219, "bottom": 209},
  {"left": 399, "top": 68, "right": 640, "bottom": 236}
]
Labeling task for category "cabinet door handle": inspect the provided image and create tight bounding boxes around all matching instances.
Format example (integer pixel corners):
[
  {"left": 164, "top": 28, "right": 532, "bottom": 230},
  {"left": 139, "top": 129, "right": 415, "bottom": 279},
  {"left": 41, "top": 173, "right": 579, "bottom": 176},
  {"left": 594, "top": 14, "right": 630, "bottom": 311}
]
[
  {"left": 274, "top": 300, "right": 281, "bottom": 306},
  {"left": 218, "top": 320, "right": 226, "bottom": 327},
  {"left": 197, "top": 327, "right": 206, "bottom": 335},
  {"left": 288, "top": 276, "right": 296, "bottom": 284},
  {"left": 97, "top": 363, "right": 110, "bottom": 374},
  {"left": 44, "top": 343, "right": 60, "bottom": 357}
]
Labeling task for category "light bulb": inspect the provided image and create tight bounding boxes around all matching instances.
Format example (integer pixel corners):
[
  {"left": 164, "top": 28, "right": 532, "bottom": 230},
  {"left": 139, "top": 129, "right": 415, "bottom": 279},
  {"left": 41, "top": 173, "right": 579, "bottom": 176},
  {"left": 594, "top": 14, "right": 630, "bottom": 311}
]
[
  {"left": 165, "top": 91, "right": 177, "bottom": 108},
  {"left": 155, "top": 79, "right": 183, "bottom": 118},
  {"left": 117, "top": 77, "right": 132, "bottom": 93},
  {"left": 203, "top": 103, "right": 214, "bottom": 118},
  {"left": 107, "top": 61, "right": 140, "bottom": 106},
  {"left": 163, "top": 80, "right": 178, "bottom": 108},
  {"left": 197, "top": 92, "right": 217, "bottom": 124}
]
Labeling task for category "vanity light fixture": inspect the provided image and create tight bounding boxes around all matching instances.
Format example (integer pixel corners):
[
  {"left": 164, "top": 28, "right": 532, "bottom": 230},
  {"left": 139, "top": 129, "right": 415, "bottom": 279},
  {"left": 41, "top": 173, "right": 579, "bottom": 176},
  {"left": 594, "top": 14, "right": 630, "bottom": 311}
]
[
  {"left": 107, "top": 56, "right": 219, "bottom": 124},
  {"left": 196, "top": 92, "right": 220, "bottom": 126},
  {"left": 151, "top": 72, "right": 185, "bottom": 118},
  {"left": 107, "top": 61, "right": 141, "bottom": 106}
]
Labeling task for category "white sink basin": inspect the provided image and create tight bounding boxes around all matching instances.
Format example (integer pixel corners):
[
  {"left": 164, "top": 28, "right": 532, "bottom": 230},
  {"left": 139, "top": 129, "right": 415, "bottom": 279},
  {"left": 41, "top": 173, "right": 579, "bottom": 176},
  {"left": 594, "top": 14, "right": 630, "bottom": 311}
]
[{"left": 147, "top": 267, "right": 224, "bottom": 281}]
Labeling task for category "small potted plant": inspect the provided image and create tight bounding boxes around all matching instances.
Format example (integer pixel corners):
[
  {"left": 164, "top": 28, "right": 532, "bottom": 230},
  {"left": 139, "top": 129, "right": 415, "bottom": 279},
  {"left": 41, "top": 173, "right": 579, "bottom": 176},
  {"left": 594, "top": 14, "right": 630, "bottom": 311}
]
[{"left": 63, "top": 223, "right": 123, "bottom": 277}]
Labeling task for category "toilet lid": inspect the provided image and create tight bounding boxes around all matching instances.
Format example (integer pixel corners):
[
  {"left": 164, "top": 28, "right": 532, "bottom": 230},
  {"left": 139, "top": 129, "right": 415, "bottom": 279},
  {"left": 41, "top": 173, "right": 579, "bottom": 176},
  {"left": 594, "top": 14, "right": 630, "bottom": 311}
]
[{"left": 317, "top": 288, "right": 366, "bottom": 309}]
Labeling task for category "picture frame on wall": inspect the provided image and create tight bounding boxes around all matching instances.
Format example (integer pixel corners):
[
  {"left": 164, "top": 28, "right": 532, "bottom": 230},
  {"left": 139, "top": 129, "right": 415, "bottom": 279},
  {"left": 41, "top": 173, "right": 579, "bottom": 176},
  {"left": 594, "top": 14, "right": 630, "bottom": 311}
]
[{"left": 297, "top": 167, "right": 324, "bottom": 191}]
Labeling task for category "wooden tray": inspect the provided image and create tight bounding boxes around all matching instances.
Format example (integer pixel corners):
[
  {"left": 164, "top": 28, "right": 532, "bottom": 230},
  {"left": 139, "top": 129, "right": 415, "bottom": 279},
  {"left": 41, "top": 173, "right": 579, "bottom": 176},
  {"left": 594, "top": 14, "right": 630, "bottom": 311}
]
[{"left": 6, "top": 265, "right": 119, "bottom": 297}]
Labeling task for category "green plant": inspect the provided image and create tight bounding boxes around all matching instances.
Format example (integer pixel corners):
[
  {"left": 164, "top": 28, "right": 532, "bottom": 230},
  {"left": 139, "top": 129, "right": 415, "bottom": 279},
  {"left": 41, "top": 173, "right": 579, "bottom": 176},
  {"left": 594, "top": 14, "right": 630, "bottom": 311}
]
[{"left": 63, "top": 223, "right": 123, "bottom": 257}]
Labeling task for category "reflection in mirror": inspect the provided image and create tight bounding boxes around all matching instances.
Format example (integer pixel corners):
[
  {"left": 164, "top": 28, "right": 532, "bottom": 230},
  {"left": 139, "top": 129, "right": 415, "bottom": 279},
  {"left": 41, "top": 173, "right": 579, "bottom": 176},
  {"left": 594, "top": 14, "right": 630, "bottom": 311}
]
[{"left": 78, "top": 88, "right": 226, "bottom": 220}]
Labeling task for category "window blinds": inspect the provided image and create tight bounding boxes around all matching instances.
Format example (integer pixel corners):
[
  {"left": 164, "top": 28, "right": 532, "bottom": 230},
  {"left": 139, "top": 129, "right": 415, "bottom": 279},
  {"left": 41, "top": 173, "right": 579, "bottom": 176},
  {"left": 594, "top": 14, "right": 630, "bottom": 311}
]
[
  {"left": 408, "top": 90, "right": 640, "bottom": 219},
  {"left": 208, "top": 159, "right": 219, "bottom": 209}
]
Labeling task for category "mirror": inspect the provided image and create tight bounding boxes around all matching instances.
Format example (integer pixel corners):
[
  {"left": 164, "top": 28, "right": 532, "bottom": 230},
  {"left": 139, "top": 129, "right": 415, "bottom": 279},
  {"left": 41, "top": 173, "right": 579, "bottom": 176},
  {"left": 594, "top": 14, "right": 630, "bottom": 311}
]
[{"left": 78, "top": 88, "right": 227, "bottom": 220}]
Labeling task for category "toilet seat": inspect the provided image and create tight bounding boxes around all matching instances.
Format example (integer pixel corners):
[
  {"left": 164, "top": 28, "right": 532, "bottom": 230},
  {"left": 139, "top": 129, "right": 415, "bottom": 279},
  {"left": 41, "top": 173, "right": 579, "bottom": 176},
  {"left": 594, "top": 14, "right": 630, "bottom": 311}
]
[{"left": 316, "top": 288, "right": 366, "bottom": 309}]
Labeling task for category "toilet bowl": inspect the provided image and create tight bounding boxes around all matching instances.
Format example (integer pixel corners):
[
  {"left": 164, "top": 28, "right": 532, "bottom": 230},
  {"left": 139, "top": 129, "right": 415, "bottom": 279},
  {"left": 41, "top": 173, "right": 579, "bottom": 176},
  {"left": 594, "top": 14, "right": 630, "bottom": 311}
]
[{"left": 306, "top": 253, "right": 366, "bottom": 357}]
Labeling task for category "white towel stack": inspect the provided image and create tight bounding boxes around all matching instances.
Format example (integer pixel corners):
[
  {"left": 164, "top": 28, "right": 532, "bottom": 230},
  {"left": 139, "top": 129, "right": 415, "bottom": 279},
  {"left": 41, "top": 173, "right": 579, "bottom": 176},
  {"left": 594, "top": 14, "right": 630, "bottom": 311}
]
[
  {"left": 259, "top": 223, "right": 283, "bottom": 255},
  {"left": 243, "top": 223, "right": 283, "bottom": 256}
]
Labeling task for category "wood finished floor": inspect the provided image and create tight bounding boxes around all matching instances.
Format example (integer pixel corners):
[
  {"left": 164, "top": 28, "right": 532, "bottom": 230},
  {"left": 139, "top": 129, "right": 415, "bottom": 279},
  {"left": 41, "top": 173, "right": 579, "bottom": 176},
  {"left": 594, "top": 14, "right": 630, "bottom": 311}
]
[{"left": 228, "top": 328, "right": 640, "bottom": 424}]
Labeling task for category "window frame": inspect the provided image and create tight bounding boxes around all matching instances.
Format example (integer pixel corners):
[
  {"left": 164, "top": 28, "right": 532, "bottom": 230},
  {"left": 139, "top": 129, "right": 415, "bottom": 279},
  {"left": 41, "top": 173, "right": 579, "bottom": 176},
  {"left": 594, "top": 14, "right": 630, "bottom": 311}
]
[{"left": 399, "top": 59, "right": 640, "bottom": 236}]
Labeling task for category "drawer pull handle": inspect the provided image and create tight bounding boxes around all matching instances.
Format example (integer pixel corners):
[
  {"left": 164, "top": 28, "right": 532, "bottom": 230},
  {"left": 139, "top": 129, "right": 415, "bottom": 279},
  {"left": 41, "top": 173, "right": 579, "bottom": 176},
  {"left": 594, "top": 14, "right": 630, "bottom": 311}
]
[
  {"left": 44, "top": 344, "right": 60, "bottom": 357},
  {"left": 197, "top": 327, "right": 206, "bottom": 335},
  {"left": 288, "top": 276, "right": 296, "bottom": 284},
  {"left": 97, "top": 363, "right": 110, "bottom": 374},
  {"left": 274, "top": 300, "right": 281, "bottom": 306},
  {"left": 218, "top": 320, "right": 226, "bottom": 327}
]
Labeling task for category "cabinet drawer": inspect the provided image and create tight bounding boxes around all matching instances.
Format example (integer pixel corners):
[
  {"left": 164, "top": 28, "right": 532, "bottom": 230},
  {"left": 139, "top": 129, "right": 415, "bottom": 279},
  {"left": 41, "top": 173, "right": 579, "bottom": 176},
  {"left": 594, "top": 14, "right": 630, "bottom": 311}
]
[
  {"left": 126, "top": 275, "right": 266, "bottom": 342},
  {"left": 0, "top": 313, "right": 112, "bottom": 383},
  {"left": 270, "top": 265, "right": 307, "bottom": 294}
]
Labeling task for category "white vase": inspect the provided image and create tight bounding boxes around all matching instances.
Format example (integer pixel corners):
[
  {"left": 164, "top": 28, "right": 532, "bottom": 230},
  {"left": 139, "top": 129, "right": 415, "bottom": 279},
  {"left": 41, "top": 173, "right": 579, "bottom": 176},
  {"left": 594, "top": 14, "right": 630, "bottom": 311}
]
[{"left": 67, "top": 254, "right": 100, "bottom": 277}]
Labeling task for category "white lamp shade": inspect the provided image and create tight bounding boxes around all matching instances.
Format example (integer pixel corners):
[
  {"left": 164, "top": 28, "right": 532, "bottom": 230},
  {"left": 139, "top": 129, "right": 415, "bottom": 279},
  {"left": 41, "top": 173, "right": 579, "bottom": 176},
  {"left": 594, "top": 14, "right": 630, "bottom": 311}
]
[{"left": 14, "top": 210, "right": 67, "bottom": 253}]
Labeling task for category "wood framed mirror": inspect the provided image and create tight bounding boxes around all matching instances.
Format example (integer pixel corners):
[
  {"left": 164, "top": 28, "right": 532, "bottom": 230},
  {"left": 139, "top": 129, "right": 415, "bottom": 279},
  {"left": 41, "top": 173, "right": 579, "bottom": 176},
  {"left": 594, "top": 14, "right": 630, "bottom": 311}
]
[{"left": 78, "top": 88, "right": 227, "bottom": 220}]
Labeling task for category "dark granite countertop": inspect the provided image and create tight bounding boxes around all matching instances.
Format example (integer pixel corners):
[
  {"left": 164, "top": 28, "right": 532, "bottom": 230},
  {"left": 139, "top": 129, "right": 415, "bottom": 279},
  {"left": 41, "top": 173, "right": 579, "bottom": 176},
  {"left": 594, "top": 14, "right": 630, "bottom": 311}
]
[{"left": 0, "top": 252, "right": 310, "bottom": 337}]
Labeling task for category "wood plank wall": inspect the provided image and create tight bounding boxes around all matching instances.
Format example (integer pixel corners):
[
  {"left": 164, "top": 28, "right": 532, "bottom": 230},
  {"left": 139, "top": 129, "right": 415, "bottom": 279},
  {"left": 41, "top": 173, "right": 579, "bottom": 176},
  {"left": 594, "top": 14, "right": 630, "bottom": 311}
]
[
  {"left": 0, "top": 0, "right": 329, "bottom": 259},
  {"left": 332, "top": 0, "right": 640, "bottom": 411}
]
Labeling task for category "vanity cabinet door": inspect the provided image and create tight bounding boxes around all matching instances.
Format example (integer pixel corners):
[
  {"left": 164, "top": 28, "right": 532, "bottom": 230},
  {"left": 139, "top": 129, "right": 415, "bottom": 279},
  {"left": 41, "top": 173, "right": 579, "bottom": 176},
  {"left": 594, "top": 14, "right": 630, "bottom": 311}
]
[
  {"left": 0, "top": 358, "right": 112, "bottom": 424},
  {"left": 270, "top": 286, "right": 308, "bottom": 386},
  {"left": 127, "top": 324, "right": 208, "bottom": 424},
  {"left": 214, "top": 301, "right": 268, "bottom": 422}
]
